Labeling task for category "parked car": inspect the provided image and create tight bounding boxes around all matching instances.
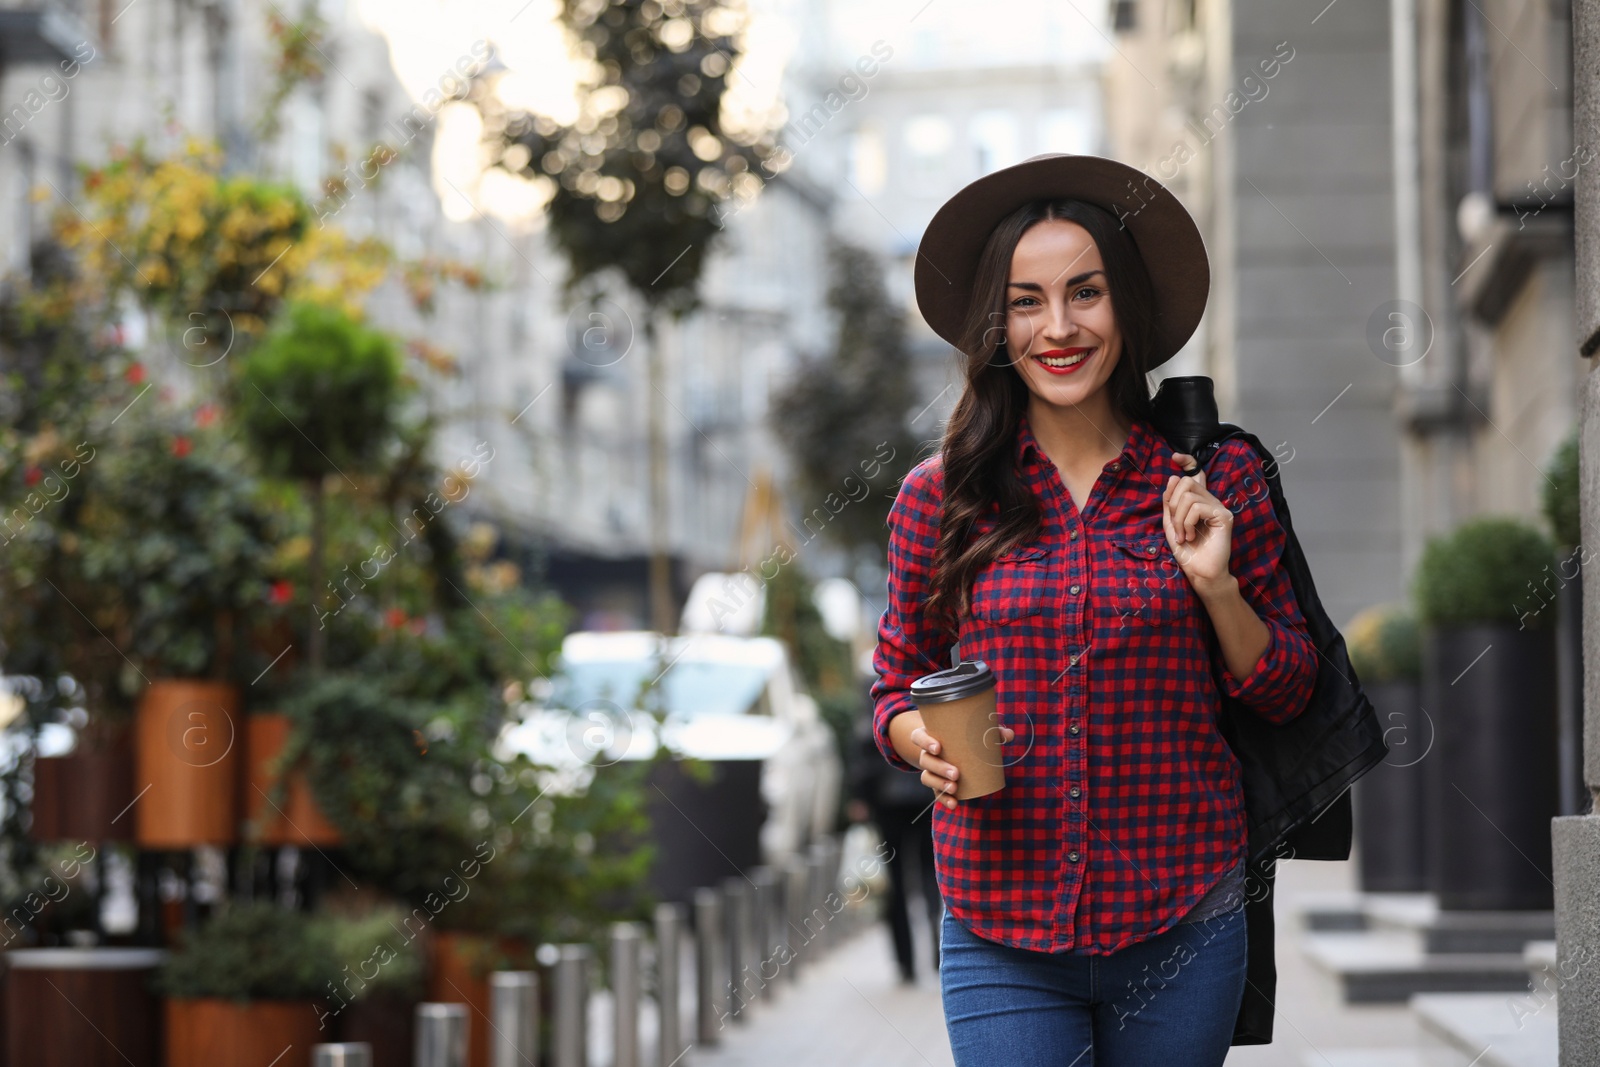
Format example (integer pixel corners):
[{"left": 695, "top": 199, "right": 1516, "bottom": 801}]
[{"left": 498, "top": 630, "right": 841, "bottom": 889}]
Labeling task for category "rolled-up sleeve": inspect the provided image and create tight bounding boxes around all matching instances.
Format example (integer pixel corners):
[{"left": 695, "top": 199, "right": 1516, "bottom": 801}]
[
  {"left": 870, "top": 458, "right": 954, "bottom": 771},
  {"left": 1208, "top": 441, "right": 1317, "bottom": 725}
]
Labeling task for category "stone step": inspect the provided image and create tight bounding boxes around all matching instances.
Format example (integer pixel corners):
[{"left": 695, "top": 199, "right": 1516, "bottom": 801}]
[
  {"left": 1301, "top": 930, "right": 1534, "bottom": 1003},
  {"left": 1411, "top": 992, "right": 1558, "bottom": 1067},
  {"left": 1300, "top": 1049, "right": 1469, "bottom": 1067}
]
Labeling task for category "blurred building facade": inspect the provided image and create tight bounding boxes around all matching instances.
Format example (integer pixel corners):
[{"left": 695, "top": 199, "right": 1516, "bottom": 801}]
[{"left": 0, "top": 0, "right": 843, "bottom": 631}]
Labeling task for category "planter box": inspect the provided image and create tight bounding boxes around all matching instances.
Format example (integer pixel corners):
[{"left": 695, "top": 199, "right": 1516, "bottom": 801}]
[
  {"left": 4, "top": 947, "right": 165, "bottom": 1067},
  {"left": 1422, "top": 624, "right": 1559, "bottom": 910},
  {"left": 134, "top": 680, "right": 242, "bottom": 848},
  {"left": 244, "top": 714, "right": 342, "bottom": 847},
  {"left": 338, "top": 992, "right": 416, "bottom": 1067},
  {"left": 30, "top": 722, "right": 135, "bottom": 843},
  {"left": 427, "top": 933, "right": 530, "bottom": 1067},
  {"left": 164, "top": 998, "right": 323, "bottom": 1067},
  {"left": 1352, "top": 679, "right": 1429, "bottom": 892}
]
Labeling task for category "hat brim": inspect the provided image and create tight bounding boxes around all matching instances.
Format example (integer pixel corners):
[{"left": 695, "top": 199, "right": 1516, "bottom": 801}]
[{"left": 912, "top": 154, "right": 1209, "bottom": 369}]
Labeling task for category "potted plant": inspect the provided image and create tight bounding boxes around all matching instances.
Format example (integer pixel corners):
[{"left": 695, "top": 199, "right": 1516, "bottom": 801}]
[
  {"left": 155, "top": 902, "right": 334, "bottom": 1067},
  {"left": 231, "top": 302, "right": 406, "bottom": 850},
  {"left": 1345, "top": 602, "right": 1426, "bottom": 892},
  {"left": 318, "top": 908, "right": 426, "bottom": 1064},
  {"left": 1412, "top": 516, "right": 1560, "bottom": 910},
  {"left": 74, "top": 404, "right": 270, "bottom": 850},
  {"left": 1540, "top": 430, "right": 1585, "bottom": 817}
]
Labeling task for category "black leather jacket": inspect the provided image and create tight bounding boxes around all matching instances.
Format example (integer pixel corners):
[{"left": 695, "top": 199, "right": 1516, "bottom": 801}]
[{"left": 1160, "top": 406, "right": 1390, "bottom": 1045}]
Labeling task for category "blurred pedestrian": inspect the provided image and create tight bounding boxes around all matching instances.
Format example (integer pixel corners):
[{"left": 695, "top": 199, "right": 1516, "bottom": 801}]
[
  {"left": 847, "top": 709, "right": 942, "bottom": 985},
  {"left": 869, "top": 154, "right": 1319, "bottom": 1067}
]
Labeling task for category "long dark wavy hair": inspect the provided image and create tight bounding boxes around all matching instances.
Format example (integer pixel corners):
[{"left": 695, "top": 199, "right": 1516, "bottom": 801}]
[{"left": 925, "top": 198, "right": 1164, "bottom": 631}]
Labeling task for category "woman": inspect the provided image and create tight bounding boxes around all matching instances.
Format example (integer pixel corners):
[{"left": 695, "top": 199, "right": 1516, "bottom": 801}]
[{"left": 870, "top": 154, "right": 1320, "bottom": 1066}]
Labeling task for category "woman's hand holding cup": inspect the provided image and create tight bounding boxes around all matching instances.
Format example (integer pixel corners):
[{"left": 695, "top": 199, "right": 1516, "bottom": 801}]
[{"left": 913, "top": 721, "right": 1015, "bottom": 809}]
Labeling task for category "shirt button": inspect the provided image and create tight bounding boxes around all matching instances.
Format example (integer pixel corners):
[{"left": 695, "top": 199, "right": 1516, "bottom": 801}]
[
  {"left": 1146, "top": 545, "right": 1157, "bottom": 555},
  {"left": 1070, "top": 529, "right": 1079, "bottom": 540},
  {"left": 1109, "top": 462, "right": 1120, "bottom": 471},
  {"left": 1069, "top": 786, "right": 1081, "bottom": 798},
  {"left": 1068, "top": 653, "right": 1078, "bottom": 666},
  {"left": 1068, "top": 851, "right": 1080, "bottom": 862},
  {"left": 1069, "top": 584, "right": 1080, "bottom": 594},
  {"left": 1069, "top": 724, "right": 1080, "bottom": 735}
]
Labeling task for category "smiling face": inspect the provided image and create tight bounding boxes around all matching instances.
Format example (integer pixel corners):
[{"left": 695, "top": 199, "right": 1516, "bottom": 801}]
[{"left": 1002, "top": 219, "right": 1123, "bottom": 411}]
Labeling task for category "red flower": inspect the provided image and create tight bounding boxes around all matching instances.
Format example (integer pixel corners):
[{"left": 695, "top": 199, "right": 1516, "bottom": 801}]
[
  {"left": 170, "top": 436, "right": 192, "bottom": 458},
  {"left": 195, "top": 403, "right": 219, "bottom": 428},
  {"left": 385, "top": 608, "right": 408, "bottom": 629},
  {"left": 22, "top": 467, "right": 42, "bottom": 487},
  {"left": 268, "top": 580, "right": 294, "bottom": 606},
  {"left": 125, "top": 362, "right": 146, "bottom": 385}
]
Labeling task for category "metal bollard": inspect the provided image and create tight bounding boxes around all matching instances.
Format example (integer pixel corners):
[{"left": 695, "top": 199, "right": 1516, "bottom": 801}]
[
  {"left": 654, "top": 903, "right": 685, "bottom": 1067},
  {"left": 692, "top": 887, "right": 725, "bottom": 1044},
  {"left": 783, "top": 859, "right": 810, "bottom": 982},
  {"left": 806, "top": 846, "right": 830, "bottom": 953},
  {"left": 611, "top": 922, "right": 644, "bottom": 1067},
  {"left": 489, "top": 971, "right": 539, "bottom": 1067},
  {"left": 749, "top": 867, "right": 780, "bottom": 1002},
  {"left": 552, "top": 944, "right": 591, "bottom": 1067},
  {"left": 311, "top": 1044, "right": 371, "bottom": 1067},
  {"left": 414, "top": 1004, "right": 468, "bottom": 1067},
  {"left": 721, "top": 876, "right": 753, "bottom": 1020}
]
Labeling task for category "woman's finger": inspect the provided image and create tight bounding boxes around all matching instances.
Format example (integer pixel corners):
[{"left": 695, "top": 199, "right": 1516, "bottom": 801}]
[
  {"left": 917, "top": 748, "right": 960, "bottom": 783},
  {"left": 909, "top": 724, "right": 941, "bottom": 757}
]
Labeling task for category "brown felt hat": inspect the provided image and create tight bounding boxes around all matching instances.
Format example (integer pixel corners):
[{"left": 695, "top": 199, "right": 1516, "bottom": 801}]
[{"left": 913, "top": 153, "right": 1210, "bottom": 369}]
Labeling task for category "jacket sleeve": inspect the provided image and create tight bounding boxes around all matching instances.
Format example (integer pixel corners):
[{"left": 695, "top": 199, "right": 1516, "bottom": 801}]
[
  {"left": 1206, "top": 440, "right": 1317, "bottom": 725},
  {"left": 869, "top": 459, "right": 955, "bottom": 771}
]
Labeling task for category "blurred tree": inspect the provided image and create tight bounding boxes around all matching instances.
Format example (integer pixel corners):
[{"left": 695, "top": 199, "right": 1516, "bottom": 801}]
[
  {"left": 232, "top": 303, "right": 407, "bottom": 672},
  {"left": 771, "top": 243, "right": 918, "bottom": 563},
  {"left": 474, "top": 0, "right": 775, "bottom": 633}
]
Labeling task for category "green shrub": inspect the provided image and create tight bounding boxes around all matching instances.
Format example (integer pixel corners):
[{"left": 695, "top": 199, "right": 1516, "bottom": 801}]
[
  {"left": 1412, "top": 517, "right": 1557, "bottom": 628},
  {"left": 1346, "top": 602, "right": 1421, "bottom": 683},
  {"left": 1541, "top": 431, "right": 1581, "bottom": 549},
  {"left": 232, "top": 302, "right": 405, "bottom": 484},
  {"left": 154, "top": 902, "right": 335, "bottom": 1001},
  {"left": 320, "top": 908, "right": 425, "bottom": 1001}
]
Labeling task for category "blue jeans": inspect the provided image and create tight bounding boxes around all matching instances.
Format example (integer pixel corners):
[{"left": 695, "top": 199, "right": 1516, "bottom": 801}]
[{"left": 939, "top": 902, "right": 1248, "bottom": 1067}]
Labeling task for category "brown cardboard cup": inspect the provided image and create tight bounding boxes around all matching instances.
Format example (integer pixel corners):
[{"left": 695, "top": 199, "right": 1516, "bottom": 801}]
[{"left": 911, "top": 660, "right": 1005, "bottom": 800}]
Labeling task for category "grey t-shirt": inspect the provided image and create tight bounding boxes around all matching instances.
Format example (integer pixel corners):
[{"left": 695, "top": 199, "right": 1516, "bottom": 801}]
[{"left": 1177, "top": 854, "right": 1247, "bottom": 923}]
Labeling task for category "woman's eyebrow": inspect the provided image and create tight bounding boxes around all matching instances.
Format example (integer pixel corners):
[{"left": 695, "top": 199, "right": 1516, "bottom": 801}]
[{"left": 1007, "top": 269, "right": 1107, "bottom": 290}]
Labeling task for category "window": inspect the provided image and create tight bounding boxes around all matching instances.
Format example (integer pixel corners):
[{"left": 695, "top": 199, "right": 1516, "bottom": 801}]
[{"left": 971, "top": 110, "right": 1020, "bottom": 175}]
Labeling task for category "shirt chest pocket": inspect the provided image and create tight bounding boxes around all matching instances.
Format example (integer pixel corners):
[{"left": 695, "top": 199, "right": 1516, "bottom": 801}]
[
  {"left": 1104, "top": 536, "right": 1192, "bottom": 625},
  {"left": 969, "top": 543, "right": 1053, "bottom": 621}
]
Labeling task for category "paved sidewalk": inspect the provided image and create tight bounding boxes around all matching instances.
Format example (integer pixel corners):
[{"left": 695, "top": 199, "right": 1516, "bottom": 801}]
[
  {"left": 682, "top": 914, "right": 955, "bottom": 1067},
  {"left": 650, "top": 857, "right": 1484, "bottom": 1067}
]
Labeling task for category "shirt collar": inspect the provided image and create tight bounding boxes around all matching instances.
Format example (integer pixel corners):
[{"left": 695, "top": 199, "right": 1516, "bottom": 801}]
[{"left": 1015, "top": 410, "right": 1159, "bottom": 475}]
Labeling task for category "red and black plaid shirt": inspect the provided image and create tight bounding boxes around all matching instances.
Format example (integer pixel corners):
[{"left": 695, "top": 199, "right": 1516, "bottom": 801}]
[{"left": 870, "top": 412, "right": 1316, "bottom": 953}]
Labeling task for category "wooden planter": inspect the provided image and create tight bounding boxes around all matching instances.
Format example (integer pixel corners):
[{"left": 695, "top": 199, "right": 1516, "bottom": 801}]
[
  {"left": 244, "top": 713, "right": 343, "bottom": 847},
  {"left": 338, "top": 992, "right": 417, "bottom": 1067},
  {"left": 4, "top": 947, "right": 165, "bottom": 1067},
  {"left": 134, "top": 680, "right": 242, "bottom": 848},
  {"left": 164, "top": 998, "right": 323, "bottom": 1067},
  {"left": 30, "top": 723, "right": 136, "bottom": 843},
  {"left": 428, "top": 933, "right": 530, "bottom": 1067}
]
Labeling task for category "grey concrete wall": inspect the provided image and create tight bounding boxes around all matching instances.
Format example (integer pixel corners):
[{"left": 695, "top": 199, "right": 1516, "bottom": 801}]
[{"left": 1228, "top": 0, "right": 1403, "bottom": 630}]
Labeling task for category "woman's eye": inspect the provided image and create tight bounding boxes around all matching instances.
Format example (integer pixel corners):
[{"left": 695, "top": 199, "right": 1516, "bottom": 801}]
[
  {"left": 1010, "top": 296, "right": 1040, "bottom": 309},
  {"left": 1073, "top": 287, "right": 1103, "bottom": 301}
]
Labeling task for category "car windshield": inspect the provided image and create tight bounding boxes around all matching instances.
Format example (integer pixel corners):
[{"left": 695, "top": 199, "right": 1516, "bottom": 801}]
[{"left": 552, "top": 659, "right": 771, "bottom": 717}]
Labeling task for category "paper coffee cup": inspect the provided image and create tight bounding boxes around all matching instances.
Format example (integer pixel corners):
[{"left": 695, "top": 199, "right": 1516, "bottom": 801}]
[{"left": 910, "top": 660, "right": 1005, "bottom": 800}]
